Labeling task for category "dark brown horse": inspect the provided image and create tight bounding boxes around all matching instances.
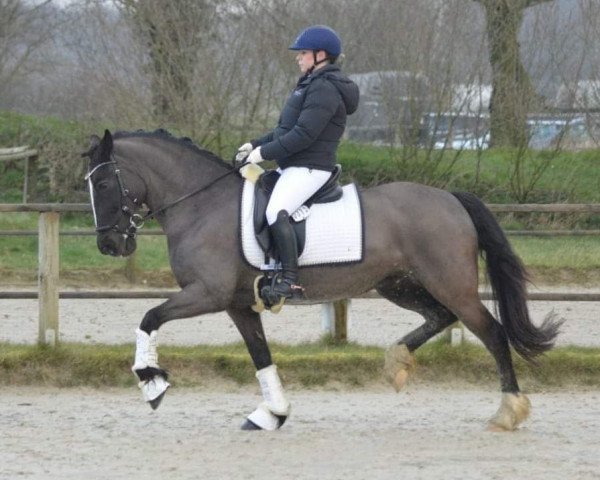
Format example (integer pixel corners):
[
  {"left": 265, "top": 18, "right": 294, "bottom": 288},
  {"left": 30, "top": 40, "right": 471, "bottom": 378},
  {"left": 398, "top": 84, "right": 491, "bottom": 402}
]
[{"left": 83, "top": 129, "right": 560, "bottom": 431}]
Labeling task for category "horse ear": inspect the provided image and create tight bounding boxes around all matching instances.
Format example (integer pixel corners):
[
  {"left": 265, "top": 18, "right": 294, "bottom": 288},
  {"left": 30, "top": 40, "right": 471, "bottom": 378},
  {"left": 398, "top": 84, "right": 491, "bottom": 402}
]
[
  {"left": 95, "top": 129, "right": 114, "bottom": 160},
  {"left": 80, "top": 134, "right": 101, "bottom": 158},
  {"left": 102, "top": 129, "right": 113, "bottom": 153}
]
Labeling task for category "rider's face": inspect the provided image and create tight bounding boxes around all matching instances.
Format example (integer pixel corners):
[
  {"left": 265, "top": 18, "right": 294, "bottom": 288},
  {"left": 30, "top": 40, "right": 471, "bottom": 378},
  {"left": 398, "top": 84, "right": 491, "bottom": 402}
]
[
  {"left": 295, "top": 50, "right": 327, "bottom": 74},
  {"left": 296, "top": 50, "right": 314, "bottom": 74}
]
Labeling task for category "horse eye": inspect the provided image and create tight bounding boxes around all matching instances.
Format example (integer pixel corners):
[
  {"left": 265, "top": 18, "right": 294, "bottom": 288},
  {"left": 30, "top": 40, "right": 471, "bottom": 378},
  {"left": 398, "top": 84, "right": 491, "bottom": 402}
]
[{"left": 96, "top": 181, "right": 109, "bottom": 191}]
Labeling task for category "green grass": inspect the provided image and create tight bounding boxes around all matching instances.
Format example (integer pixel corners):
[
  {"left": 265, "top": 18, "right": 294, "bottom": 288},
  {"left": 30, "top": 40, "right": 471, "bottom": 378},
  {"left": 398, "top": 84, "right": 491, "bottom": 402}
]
[
  {"left": 0, "top": 232, "right": 169, "bottom": 270},
  {"left": 338, "top": 142, "right": 600, "bottom": 203},
  {"left": 1, "top": 229, "right": 598, "bottom": 285},
  {"left": 509, "top": 236, "right": 600, "bottom": 270},
  {"left": 1, "top": 340, "right": 599, "bottom": 389}
]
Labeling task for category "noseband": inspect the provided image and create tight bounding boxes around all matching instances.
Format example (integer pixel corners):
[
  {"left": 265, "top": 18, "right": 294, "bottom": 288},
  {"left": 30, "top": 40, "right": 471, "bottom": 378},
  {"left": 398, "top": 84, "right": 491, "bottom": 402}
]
[{"left": 85, "top": 156, "right": 145, "bottom": 239}]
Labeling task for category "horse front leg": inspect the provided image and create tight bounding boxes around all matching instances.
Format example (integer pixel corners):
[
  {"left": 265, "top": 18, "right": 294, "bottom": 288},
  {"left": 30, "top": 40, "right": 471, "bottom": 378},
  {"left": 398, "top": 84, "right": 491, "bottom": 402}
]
[
  {"left": 227, "top": 306, "right": 291, "bottom": 431},
  {"left": 132, "top": 328, "right": 171, "bottom": 410},
  {"left": 133, "top": 284, "right": 226, "bottom": 410}
]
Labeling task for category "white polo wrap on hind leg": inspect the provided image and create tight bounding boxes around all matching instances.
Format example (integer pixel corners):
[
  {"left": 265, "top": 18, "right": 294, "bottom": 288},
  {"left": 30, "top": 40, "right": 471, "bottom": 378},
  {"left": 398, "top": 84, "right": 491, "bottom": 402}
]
[
  {"left": 247, "top": 364, "right": 290, "bottom": 430},
  {"left": 132, "top": 328, "right": 170, "bottom": 402}
]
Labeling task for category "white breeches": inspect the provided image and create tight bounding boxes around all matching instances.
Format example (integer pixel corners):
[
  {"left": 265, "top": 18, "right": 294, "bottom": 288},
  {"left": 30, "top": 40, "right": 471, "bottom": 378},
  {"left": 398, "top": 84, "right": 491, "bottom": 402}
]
[{"left": 266, "top": 167, "right": 331, "bottom": 225}]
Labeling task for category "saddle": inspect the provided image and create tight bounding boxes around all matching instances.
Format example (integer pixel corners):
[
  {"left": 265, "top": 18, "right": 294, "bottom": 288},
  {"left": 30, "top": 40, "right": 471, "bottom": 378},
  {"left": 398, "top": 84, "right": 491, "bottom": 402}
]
[{"left": 253, "top": 165, "right": 343, "bottom": 258}]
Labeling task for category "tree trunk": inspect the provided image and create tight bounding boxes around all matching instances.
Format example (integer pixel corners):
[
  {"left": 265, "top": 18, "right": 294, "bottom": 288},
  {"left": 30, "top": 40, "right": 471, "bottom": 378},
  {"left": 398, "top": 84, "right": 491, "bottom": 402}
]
[
  {"left": 478, "top": 0, "right": 551, "bottom": 147},
  {"left": 120, "top": 0, "right": 213, "bottom": 125}
]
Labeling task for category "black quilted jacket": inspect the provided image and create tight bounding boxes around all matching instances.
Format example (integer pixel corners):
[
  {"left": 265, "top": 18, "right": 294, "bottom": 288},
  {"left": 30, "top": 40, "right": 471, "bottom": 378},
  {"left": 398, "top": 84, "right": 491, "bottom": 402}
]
[{"left": 251, "top": 64, "right": 359, "bottom": 172}]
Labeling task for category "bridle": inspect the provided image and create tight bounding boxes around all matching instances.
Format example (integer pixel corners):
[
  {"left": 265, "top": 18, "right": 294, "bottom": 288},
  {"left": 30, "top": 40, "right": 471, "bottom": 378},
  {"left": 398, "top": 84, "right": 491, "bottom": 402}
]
[
  {"left": 85, "top": 155, "right": 145, "bottom": 239},
  {"left": 85, "top": 154, "right": 247, "bottom": 239}
]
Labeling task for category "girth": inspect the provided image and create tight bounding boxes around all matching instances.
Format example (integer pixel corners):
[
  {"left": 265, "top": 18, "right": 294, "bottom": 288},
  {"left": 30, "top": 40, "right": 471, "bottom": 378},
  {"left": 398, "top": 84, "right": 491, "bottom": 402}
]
[{"left": 253, "top": 165, "right": 343, "bottom": 258}]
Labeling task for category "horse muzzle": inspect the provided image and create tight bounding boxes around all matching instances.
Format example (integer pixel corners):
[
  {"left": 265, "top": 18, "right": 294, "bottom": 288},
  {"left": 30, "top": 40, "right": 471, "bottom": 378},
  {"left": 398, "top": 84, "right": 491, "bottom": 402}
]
[{"left": 97, "top": 231, "right": 137, "bottom": 257}]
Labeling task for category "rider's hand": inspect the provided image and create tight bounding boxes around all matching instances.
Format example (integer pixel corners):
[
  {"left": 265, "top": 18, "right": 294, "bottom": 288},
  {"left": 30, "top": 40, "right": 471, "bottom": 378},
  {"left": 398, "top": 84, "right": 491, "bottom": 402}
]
[
  {"left": 235, "top": 143, "right": 253, "bottom": 163},
  {"left": 247, "top": 147, "right": 265, "bottom": 164}
]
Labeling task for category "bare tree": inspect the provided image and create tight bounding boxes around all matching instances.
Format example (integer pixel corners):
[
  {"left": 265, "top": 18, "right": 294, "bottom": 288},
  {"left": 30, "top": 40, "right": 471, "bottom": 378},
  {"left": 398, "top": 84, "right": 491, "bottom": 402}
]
[
  {"left": 115, "top": 0, "right": 219, "bottom": 125},
  {"left": 475, "top": 0, "right": 554, "bottom": 147},
  {"left": 0, "top": 0, "right": 57, "bottom": 100}
]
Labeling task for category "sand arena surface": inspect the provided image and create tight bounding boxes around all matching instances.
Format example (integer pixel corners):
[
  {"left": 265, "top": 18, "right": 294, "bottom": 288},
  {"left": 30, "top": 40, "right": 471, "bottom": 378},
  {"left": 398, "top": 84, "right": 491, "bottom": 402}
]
[
  {"left": 1, "top": 385, "right": 599, "bottom": 480},
  {"left": 1, "top": 287, "right": 599, "bottom": 479}
]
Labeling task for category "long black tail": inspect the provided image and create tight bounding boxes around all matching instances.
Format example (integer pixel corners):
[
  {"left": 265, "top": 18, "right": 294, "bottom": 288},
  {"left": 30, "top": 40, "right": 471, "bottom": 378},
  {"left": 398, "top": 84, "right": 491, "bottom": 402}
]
[{"left": 452, "top": 191, "right": 561, "bottom": 362}]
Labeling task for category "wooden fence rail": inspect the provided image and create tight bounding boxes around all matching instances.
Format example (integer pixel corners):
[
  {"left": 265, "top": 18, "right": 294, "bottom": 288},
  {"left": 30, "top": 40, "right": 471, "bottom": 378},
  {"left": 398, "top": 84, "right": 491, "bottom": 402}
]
[
  {"left": 1, "top": 203, "right": 599, "bottom": 345},
  {"left": 0, "top": 147, "right": 39, "bottom": 203}
]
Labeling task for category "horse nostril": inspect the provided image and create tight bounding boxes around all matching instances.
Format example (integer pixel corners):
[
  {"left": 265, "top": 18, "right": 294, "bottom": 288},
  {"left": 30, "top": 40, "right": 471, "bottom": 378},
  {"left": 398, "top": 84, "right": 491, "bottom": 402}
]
[
  {"left": 102, "top": 246, "right": 117, "bottom": 256},
  {"left": 99, "top": 237, "right": 118, "bottom": 256}
]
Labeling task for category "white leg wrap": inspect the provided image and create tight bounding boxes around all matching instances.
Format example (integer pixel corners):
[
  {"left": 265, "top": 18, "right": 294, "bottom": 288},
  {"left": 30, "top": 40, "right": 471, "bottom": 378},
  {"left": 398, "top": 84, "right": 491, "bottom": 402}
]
[
  {"left": 247, "top": 404, "right": 282, "bottom": 431},
  {"left": 132, "top": 328, "right": 159, "bottom": 373},
  {"left": 256, "top": 364, "right": 290, "bottom": 416},
  {"left": 132, "top": 329, "right": 170, "bottom": 404}
]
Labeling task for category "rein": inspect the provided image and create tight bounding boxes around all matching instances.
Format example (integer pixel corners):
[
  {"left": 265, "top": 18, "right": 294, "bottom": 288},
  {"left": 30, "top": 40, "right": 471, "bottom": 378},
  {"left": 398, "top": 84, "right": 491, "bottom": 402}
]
[
  {"left": 86, "top": 154, "right": 248, "bottom": 237},
  {"left": 141, "top": 161, "right": 247, "bottom": 222}
]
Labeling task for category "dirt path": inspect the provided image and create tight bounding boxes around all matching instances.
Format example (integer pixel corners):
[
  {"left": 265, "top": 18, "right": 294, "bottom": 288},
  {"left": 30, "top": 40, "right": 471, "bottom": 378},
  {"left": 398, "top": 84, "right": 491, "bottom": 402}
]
[
  {"left": 1, "top": 384, "right": 599, "bottom": 480},
  {"left": 1, "top": 291, "right": 600, "bottom": 347}
]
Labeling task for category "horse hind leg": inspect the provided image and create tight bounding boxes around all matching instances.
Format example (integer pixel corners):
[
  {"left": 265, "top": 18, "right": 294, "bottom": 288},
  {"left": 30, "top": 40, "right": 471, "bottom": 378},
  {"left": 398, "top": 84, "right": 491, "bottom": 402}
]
[
  {"left": 379, "top": 275, "right": 530, "bottom": 431},
  {"left": 376, "top": 275, "right": 458, "bottom": 392},
  {"left": 457, "top": 302, "right": 531, "bottom": 431},
  {"left": 446, "top": 294, "right": 531, "bottom": 431}
]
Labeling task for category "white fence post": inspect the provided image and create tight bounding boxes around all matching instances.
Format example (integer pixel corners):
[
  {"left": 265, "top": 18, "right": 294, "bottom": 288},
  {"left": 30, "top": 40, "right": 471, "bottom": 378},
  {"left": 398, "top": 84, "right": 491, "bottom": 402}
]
[
  {"left": 451, "top": 327, "right": 464, "bottom": 347},
  {"left": 38, "top": 211, "right": 59, "bottom": 345},
  {"left": 321, "top": 299, "right": 350, "bottom": 342}
]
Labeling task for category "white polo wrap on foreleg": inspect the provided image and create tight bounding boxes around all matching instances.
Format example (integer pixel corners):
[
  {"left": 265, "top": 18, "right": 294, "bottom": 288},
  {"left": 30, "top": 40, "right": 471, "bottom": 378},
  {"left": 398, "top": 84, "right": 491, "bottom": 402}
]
[
  {"left": 246, "top": 364, "right": 290, "bottom": 430},
  {"left": 256, "top": 364, "right": 290, "bottom": 416},
  {"left": 132, "top": 328, "right": 159, "bottom": 372},
  {"left": 132, "top": 328, "right": 170, "bottom": 403}
]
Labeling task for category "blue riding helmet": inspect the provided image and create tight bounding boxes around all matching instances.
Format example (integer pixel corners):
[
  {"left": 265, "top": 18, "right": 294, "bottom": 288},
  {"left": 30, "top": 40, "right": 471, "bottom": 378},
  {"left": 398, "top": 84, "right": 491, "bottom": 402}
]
[{"left": 289, "top": 25, "right": 342, "bottom": 57}]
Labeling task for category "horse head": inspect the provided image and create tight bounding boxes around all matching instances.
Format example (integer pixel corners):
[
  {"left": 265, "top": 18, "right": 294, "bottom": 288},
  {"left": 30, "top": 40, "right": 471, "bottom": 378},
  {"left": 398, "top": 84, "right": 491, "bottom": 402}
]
[{"left": 82, "top": 129, "right": 141, "bottom": 257}]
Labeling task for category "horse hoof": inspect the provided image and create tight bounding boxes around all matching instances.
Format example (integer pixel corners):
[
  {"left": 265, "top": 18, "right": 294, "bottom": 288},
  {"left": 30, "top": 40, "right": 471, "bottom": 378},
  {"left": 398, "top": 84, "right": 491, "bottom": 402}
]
[
  {"left": 140, "top": 375, "right": 170, "bottom": 409},
  {"left": 275, "top": 414, "right": 287, "bottom": 427},
  {"left": 391, "top": 369, "right": 409, "bottom": 392},
  {"left": 383, "top": 344, "right": 415, "bottom": 392},
  {"left": 487, "top": 393, "right": 531, "bottom": 431},
  {"left": 243, "top": 406, "right": 288, "bottom": 431},
  {"left": 149, "top": 391, "right": 167, "bottom": 410},
  {"left": 240, "top": 415, "right": 287, "bottom": 431},
  {"left": 241, "top": 419, "right": 262, "bottom": 431}
]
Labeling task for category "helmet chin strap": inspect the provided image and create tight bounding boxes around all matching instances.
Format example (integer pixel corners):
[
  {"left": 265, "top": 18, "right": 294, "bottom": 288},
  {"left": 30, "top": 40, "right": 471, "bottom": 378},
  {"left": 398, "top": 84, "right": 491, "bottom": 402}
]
[{"left": 308, "top": 50, "right": 330, "bottom": 73}]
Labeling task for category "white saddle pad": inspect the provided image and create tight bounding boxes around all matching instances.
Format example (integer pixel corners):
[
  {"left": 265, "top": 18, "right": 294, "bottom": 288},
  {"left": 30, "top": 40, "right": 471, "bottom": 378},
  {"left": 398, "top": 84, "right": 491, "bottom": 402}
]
[{"left": 240, "top": 180, "right": 364, "bottom": 268}]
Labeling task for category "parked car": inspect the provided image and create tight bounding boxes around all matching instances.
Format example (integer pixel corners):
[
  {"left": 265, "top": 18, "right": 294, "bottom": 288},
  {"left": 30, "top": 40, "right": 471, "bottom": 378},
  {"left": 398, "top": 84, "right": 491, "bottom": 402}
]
[
  {"left": 426, "top": 114, "right": 595, "bottom": 151},
  {"left": 422, "top": 112, "right": 490, "bottom": 150},
  {"left": 527, "top": 116, "right": 597, "bottom": 150},
  {"left": 433, "top": 132, "right": 490, "bottom": 150}
]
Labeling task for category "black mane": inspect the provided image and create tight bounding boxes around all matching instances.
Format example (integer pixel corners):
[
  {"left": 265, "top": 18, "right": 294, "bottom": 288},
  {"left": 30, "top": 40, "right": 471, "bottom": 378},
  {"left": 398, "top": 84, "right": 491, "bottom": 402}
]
[{"left": 113, "top": 129, "right": 233, "bottom": 170}]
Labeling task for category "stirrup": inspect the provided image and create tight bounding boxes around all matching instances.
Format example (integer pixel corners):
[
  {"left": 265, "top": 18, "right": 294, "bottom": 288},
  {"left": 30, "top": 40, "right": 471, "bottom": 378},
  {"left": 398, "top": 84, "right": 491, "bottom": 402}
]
[{"left": 260, "top": 274, "right": 304, "bottom": 313}]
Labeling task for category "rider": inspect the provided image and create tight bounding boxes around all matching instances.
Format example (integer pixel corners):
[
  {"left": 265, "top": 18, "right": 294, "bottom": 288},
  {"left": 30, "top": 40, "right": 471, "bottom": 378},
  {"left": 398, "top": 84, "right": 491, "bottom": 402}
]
[{"left": 237, "top": 25, "right": 359, "bottom": 302}]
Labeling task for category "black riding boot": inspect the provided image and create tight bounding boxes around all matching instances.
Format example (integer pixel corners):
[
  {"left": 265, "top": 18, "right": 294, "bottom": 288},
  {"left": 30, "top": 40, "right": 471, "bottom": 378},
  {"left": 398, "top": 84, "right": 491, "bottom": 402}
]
[{"left": 265, "top": 210, "right": 304, "bottom": 302}]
